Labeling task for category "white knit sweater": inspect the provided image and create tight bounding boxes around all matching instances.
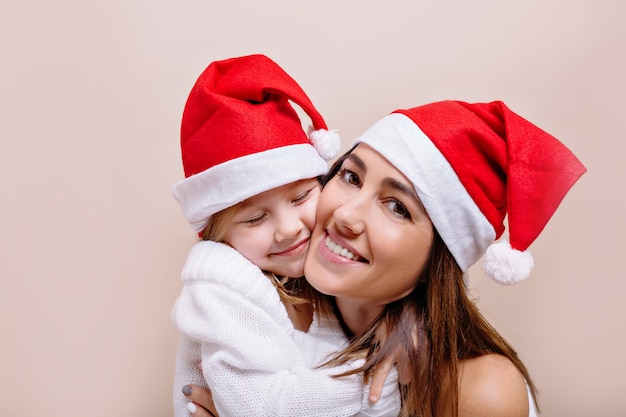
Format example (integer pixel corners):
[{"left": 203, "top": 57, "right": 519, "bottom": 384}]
[{"left": 171, "top": 241, "right": 401, "bottom": 417}]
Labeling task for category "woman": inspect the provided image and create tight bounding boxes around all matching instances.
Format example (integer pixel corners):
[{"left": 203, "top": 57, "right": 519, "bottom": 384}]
[{"left": 186, "top": 100, "right": 585, "bottom": 417}]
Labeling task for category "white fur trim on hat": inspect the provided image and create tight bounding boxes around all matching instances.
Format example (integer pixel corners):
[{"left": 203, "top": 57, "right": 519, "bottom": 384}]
[
  {"left": 172, "top": 144, "right": 329, "bottom": 233},
  {"left": 309, "top": 128, "right": 341, "bottom": 160},
  {"left": 353, "top": 113, "right": 495, "bottom": 272},
  {"left": 483, "top": 239, "right": 534, "bottom": 284}
]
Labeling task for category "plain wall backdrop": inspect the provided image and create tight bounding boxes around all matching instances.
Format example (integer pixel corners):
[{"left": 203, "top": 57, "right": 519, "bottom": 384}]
[{"left": 1, "top": 1, "right": 624, "bottom": 416}]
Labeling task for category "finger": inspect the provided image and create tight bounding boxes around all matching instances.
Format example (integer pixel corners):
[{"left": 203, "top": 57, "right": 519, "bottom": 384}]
[
  {"left": 369, "top": 357, "right": 394, "bottom": 402},
  {"left": 187, "top": 402, "right": 217, "bottom": 417},
  {"left": 182, "top": 384, "right": 219, "bottom": 417},
  {"left": 397, "top": 359, "right": 414, "bottom": 385}
]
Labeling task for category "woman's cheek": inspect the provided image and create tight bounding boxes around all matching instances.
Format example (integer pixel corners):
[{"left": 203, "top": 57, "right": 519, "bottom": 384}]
[{"left": 317, "top": 183, "right": 344, "bottom": 220}]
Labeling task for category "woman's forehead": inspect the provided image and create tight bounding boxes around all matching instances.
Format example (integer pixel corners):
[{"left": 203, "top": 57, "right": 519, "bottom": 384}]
[
  {"left": 351, "top": 145, "right": 415, "bottom": 188},
  {"left": 349, "top": 144, "right": 424, "bottom": 210}
]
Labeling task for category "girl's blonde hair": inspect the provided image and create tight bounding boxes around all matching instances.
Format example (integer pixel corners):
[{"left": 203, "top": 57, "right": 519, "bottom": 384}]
[{"left": 201, "top": 203, "right": 311, "bottom": 306}]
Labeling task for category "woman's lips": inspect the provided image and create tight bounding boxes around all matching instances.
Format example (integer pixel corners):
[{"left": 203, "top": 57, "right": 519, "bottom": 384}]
[{"left": 319, "top": 231, "right": 368, "bottom": 264}]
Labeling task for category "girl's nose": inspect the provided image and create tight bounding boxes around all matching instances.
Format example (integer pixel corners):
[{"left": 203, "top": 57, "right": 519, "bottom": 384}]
[{"left": 274, "top": 213, "right": 304, "bottom": 242}]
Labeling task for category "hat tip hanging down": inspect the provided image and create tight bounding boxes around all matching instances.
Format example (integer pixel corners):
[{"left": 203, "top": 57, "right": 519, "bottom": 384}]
[{"left": 483, "top": 240, "right": 534, "bottom": 285}]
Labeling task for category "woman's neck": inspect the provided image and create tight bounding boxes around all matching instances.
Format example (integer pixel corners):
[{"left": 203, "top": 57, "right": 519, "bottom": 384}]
[{"left": 334, "top": 297, "right": 384, "bottom": 337}]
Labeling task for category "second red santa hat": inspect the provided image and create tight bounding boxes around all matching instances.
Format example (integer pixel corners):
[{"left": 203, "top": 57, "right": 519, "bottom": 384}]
[{"left": 354, "top": 100, "right": 586, "bottom": 284}]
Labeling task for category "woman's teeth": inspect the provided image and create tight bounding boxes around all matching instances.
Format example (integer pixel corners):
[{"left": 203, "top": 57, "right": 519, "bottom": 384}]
[{"left": 325, "top": 236, "right": 358, "bottom": 261}]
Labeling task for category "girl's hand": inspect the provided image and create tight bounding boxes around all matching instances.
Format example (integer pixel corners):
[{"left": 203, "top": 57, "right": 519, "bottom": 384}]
[
  {"left": 369, "top": 345, "right": 414, "bottom": 402},
  {"left": 369, "top": 355, "right": 393, "bottom": 403},
  {"left": 182, "top": 384, "right": 219, "bottom": 417},
  {"left": 369, "top": 324, "right": 416, "bottom": 402}
]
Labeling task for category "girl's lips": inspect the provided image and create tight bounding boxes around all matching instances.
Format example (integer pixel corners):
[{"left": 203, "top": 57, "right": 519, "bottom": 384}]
[{"left": 273, "top": 238, "right": 309, "bottom": 257}]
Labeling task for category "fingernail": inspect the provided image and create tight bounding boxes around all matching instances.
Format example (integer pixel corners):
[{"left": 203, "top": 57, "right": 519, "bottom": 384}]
[
  {"left": 182, "top": 385, "right": 192, "bottom": 396},
  {"left": 187, "top": 402, "right": 197, "bottom": 414}
]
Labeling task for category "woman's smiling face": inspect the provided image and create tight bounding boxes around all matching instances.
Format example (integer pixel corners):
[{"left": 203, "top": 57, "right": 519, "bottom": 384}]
[{"left": 305, "top": 144, "right": 434, "bottom": 305}]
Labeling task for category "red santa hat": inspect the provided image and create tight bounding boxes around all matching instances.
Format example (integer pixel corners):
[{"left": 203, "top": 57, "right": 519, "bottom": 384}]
[
  {"left": 172, "top": 54, "right": 340, "bottom": 233},
  {"left": 354, "top": 100, "right": 586, "bottom": 284}
]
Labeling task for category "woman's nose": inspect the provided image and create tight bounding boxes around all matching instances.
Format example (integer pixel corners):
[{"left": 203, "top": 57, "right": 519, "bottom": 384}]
[{"left": 333, "top": 196, "right": 366, "bottom": 236}]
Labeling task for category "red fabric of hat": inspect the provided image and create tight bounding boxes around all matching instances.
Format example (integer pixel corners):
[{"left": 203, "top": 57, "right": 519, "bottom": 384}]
[
  {"left": 172, "top": 54, "right": 339, "bottom": 233},
  {"left": 400, "top": 100, "right": 586, "bottom": 254},
  {"left": 181, "top": 54, "right": 335, "bottom": 177},
  {"left": 355, "top": 100, "right": 586, "bottom": 284}
]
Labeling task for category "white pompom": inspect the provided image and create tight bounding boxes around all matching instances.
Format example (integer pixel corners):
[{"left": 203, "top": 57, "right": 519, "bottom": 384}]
[
  {"left": 309, "top": 128, "right": 341, "bottom": 160},
  {"left": 482, "top": 240, "right": 534, "bottom": 285}
]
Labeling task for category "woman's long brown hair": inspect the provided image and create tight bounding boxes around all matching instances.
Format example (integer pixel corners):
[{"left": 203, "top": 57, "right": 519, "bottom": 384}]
[{"left": 314, "top": 146, "right": 538, "bottom": 417}]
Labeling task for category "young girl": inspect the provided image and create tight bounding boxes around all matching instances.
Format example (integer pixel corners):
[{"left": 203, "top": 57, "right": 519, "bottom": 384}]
[{"left": 170, "top": 54, "right": 400, "bottom": 417}]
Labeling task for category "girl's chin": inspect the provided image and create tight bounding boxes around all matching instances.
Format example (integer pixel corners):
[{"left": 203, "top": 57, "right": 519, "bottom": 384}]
[{"left": 277, "top": 267, "right": 305, "bottom": 278}]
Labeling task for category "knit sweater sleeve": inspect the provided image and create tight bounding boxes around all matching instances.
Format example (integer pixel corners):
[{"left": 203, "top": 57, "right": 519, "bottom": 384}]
[{"left": 171, "top": 241, "right": 400, "bottom": 417}]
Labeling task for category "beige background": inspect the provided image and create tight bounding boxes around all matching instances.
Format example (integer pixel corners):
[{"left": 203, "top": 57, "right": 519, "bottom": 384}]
[{"left": 1, "top": 1, "right": 624, "bottom": 416}]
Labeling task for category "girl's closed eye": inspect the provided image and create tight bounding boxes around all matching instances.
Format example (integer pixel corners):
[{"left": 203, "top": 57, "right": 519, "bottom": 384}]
[
  {"left": 292, "top": 187, "right": 315, "bottom": 205},
  {"left": 243, "top": 213, "right": 267, "bottom": 225}
]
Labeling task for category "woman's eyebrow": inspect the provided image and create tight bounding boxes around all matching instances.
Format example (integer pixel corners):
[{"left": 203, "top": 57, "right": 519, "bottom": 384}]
[
  {"left": 345, "top": 153, "right": 366, "bottom": 172},
  {"left": 349, "top": 152, "right": 422, "bottom": 207},
  {"left": 383, "top": 178, "right": 422, "bottom": 208}
]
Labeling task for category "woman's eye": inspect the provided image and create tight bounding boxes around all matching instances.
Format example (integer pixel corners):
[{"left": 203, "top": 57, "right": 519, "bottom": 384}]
[
  {"left": 386, "top": 199, "right": 411, "bottom": 219},
  {"left": 337, "top": 167, "right": 360, "bottom": 186}
]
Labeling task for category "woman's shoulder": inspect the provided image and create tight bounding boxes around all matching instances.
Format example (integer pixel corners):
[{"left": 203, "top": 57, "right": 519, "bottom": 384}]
[{"left": 457, "top": 353, "right": 529, "bottom": 417}]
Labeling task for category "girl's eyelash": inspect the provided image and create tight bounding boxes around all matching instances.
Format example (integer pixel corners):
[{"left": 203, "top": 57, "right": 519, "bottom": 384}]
[
  {"left": 245, "top": 214, "right": 266, "bottom": 224},
  {"left": 293, "top": 188, "right": 312, "bottom": 203}
]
